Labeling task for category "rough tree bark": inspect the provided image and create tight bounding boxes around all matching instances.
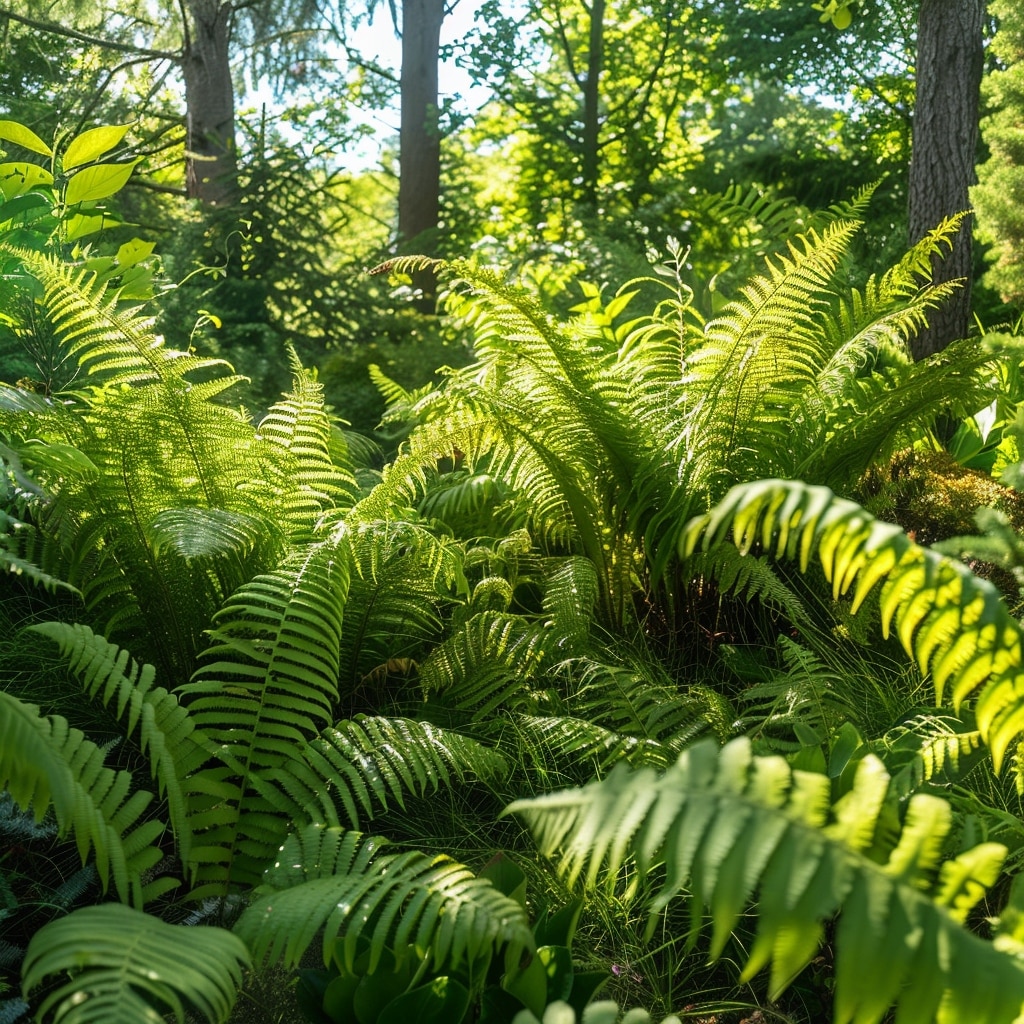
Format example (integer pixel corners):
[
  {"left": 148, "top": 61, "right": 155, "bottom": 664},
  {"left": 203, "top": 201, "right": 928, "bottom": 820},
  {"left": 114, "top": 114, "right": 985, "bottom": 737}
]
[
  {"left": 907, "top": 0, "right": 985, "bottom": 359},
  {"left": 397, "top": 0, "right": 444, "bottom": 305},
  {"left": 182, "top": 0, "right": 238, "bottom": 205}
]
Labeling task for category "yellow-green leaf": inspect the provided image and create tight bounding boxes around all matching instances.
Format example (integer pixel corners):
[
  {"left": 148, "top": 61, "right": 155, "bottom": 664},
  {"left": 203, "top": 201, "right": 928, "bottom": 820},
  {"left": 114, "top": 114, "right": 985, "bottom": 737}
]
[
  {"left": 65, "top": 159, "right": 139, "bottom": 205},
  {"left": 0, "top": 161, "right": 54, "bottom": 200},
  {"left": 0, "top": 120, "right": 52, "bottom": 157},
  {"left": 62, "top": 123, "right": 133, "bottom": 170},
  {"left": 832, "top": 5, "right": 853, "bottom": 29}
]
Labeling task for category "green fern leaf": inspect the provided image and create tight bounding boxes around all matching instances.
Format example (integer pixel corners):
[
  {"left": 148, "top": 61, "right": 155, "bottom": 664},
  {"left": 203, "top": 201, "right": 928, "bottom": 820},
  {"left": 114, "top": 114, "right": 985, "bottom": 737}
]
[
  {"left": 180, "top": 541, "right": 350, "bottom": 895},
  {"left": 684, "top": 479, "right": 1024, "bottom": 772},
  {"left": 235, "top": 824, "right": 533, "bottom": 976},
  {"left": 27, "top": 621, "right": 204, "bottom": 859},
  {"left": 22, "top": 903, "right": 248, "bottom": 1024},
  {"left": 508, "top": 737, "right": 1024, "bottom": 1023},
  {"left": 0, "top": 691, "right": 165, "bottom": 907},
  {"left": 268, "top": 715, "right": 508, "bottom": 828}
]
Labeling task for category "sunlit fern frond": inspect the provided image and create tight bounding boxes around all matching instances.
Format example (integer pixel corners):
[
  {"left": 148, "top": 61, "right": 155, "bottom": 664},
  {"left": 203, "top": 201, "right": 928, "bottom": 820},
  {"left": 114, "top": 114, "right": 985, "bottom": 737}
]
[
  {"left": 881, "top": 712, "right": 986, "bottom": 800},
  {"left": 681, "top": 221, "right": 860, "bottom": 492},
  {"left": 27, "top": 622, "right": 205, "bottom": 860},
  {"left": 683, "top": 478, "right": 1024, "bottom": 772},
  {"left": 542, "top": 556, "right": 600, "bottom": 653},
  {"left": 9, "top": 246, "right": 236, "bottom": 390},
  {"left": 179, "top": 541, "right": 350, "bottom": 896},
  {"left": 235, "top": 824, "right": 533, "bottom": 976},
  {"left": 0, "top": 691, "right": 166, "bottom": 907},
  {"left": 254, "top": 351, "right": 359, "bottom": 541},
  {"left": 266, "top": 715, "right": 508, "bottom": 829},
  {"left": 419, "top": 610, "right": 547, "bottom": 721},
  {"left": 794, "top": 337, "right": 997, "bottom": 490},
  {"left": 336, "top": 519, "right": 464, "bottom": 696},
  {"left": 22, "top": 904, "right": 248, "bottom": 1024},
  {"left": 508, "top": 736, "right": 1024, "bottom": 1024}
]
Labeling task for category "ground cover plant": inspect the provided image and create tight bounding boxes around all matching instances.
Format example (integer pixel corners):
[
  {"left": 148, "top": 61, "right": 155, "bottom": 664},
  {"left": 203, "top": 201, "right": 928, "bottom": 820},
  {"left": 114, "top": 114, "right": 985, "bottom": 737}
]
[{"left": 5, "top": 115, "right": 1024, "bottom": 1024}]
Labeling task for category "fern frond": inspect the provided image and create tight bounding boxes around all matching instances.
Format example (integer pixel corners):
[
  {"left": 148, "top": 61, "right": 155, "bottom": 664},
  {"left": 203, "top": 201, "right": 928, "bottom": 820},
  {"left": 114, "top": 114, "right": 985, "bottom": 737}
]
[
  {"left": 684, "top": 479, "right": 1024, "bottom": 772},
  {"left": 22, "top": 904, "right": 248, "bottom": 1024},
  {"left": 336, "top": 519, "right": 463, "bottom": 694},
  {"left": 419, "top": 610, "right": 547, "bottom": 720},
  {"left": 28, "top": 622, "right": 204, "bottom": 859},
  {"left": 180, "top": 541, "right": 350, "bottom": 895},
  {"left": 268, "top": 715, "right": 508, "bottom": 829},
  {"left": 508, "top": 737, "right": 1024, "bottom": 1023},
  {"left": 234, "top": 824, "right": 533, "bottom": 976},
  {"left": 0, "top": 691, "right": 165, "bottom": 907},
  {"left": 10, "top": 246, "right": 234, "bottom": 389},
  {"left": 256, "top": 353, "right": 359, "bottom": 540}
]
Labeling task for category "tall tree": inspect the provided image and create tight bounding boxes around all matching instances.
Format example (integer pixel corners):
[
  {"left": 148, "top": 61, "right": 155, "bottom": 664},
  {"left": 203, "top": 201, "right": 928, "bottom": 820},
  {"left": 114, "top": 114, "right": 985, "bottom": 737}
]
[
  {"left": 907, "top": 0, "right": 986, "bottom": 358},
  {"left": 0, "top": 0, "right": 336, "bottom": 204}
]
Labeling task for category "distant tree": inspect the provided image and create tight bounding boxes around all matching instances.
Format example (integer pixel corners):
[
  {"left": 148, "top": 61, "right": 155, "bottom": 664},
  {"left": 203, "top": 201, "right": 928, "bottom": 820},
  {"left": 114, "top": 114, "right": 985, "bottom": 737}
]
[{"left": 973, "top": 0, "right": 1024, "bottom": 309}]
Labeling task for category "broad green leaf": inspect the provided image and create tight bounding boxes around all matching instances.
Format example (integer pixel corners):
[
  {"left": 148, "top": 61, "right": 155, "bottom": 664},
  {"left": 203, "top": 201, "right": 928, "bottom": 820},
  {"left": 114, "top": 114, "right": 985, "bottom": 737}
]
[
  {"left": 0, "top": 120, "right": 52, "bottom": 157},
  {"left": 64, "top": 212, "right": 122, "bottom": 241},
  {"left": 65, "top": 159, "right": 139, "bottom": 205},
  {"left": 0, "top": 161, "right": 53, "bottom": 200},
  {"left": 115, "top": 238, "right": 156, "bottom": 268},
  {"left": 377, "top": 977, "right": 471, "bottom": 1024},
  {"left": 63, "top": 123, "right": 133, "bottom": 170}
]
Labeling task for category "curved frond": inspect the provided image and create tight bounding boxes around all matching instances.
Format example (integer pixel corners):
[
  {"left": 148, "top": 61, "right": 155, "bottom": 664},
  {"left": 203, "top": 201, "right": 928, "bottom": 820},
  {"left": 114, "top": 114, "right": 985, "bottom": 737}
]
[
  {"left": 234, "top": 824, "right": 533, "bottom": 976},
  {"left": 419, "top": 610, "right": 547, "bottom": 720},
  {"left": 22, "top": 904, "right": 248, "bottom": 1024},
  {"left": 508, "top": 737, "right": 1024, "bottom": 1024},
  {"left": 337, "top": 519, "right": 463, "bottom": 694},
  {"left": 0, "top": 691, "right": 164, "bottom": 907},
  {"left": 255, "top": 354, "right": 359, "bottom": 540},
  {"left": 684, "top": 478, "right": 1024, "bottom": 772},
  {"left": 179, "top": 542, "right": 350, "bottom": 895},
  {"left": 268, "top": 715, "right": 508, "bottom": 829},
  {"left": 27, "top": 622, "right": 204, "bottom": 857}
]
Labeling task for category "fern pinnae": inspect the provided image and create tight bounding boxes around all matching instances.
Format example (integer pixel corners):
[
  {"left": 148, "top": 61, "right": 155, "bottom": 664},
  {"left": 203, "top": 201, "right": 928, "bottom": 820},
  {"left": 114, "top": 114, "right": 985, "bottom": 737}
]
[
  {"left": 684, "top": 479, "right": 1024, "bottom": 773},
  {"left": 235, "top": 823, "right": 533, "bottom": 975},
  {"left": 0, "top": 692, "right": 165, "bottom": 908},
  {"left": 27, "top": 621, "right": 203, "bottom": 859},
  {"left": 508, "top": 737, "right": 1024, "bottom": 1023},
  {"left": 268, "top": 715, "right": 508, "bottom": 829}
]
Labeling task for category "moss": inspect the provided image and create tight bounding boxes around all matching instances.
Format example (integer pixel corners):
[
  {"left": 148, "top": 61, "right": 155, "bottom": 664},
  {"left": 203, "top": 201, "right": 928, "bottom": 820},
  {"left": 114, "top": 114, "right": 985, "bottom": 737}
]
[{"left": 859, "top": 448, "right": 1024, "bottom": 600}]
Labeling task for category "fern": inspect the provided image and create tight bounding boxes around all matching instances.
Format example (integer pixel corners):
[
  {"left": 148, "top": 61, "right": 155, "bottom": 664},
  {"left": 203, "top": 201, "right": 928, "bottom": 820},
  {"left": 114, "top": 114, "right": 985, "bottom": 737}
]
[
  {"left": 27, "top": 622, "right": 205, "bottom": 860},
  {"left": 508, "top": 736, "right": 1024, "bottom": 1024},
  {"left": 22, "top": 903, "right": 248, "bottom": 1024},
  {"left": 419, "top": 610, "right": 548, "bottom": 720},
  {"left": 683, "top": 478, "right": 1024, "bottom": 772},
  {"left": 266, "top": 715, "right": 509, "bottom": 829},
  {"left": 0, "top": 691, "right": 165, "bottom": 907},
  {"left": 254, "top": 351, "right": 359, "bottom": 541},
  {"left": 180, "top": 541, "right": 350, "bottom": 896},
  {"left": 235, "top": 824, "right": 533, "bottom": 975}
]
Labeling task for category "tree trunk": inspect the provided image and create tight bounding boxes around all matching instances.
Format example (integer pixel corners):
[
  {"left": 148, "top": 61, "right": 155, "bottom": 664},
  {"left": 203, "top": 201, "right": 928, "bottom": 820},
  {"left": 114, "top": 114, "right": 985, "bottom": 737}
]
[
  {"left": 182, "top": 0, "right": 237, "bottom": 205},
  {"left": 398, "top": 0, "right": 444, "bottom": 306},
  {"left": 907, "top": 0, "right": 985, "bottom": 359},
  {"left": 580, "top": 0, "right": 606, "bottom": 210}
]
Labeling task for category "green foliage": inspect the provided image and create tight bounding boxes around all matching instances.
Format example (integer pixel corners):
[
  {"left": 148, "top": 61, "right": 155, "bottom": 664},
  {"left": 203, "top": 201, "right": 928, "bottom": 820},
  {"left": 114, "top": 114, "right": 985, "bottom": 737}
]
[
  {"left": 22, "top": 904, "right": 249, "bottom": 1024},
  {"left": 684, "top": 478, "right": 1024, "bottom": 772},
  {"left": 509, "top": 736, "right": 1024, "bottom": 1023},
  {"left": 235, "top": 824, "right": 533, "bottom": 975},
  {"left": 974, "top": 0, "right": 1024, "bottom": 307}
]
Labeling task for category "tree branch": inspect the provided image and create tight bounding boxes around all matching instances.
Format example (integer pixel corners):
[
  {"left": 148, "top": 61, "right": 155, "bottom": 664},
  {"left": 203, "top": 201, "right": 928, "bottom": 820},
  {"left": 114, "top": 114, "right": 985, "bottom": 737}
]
[{"left": 0, "top": 7, "right": 179, "bottom": 59}]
